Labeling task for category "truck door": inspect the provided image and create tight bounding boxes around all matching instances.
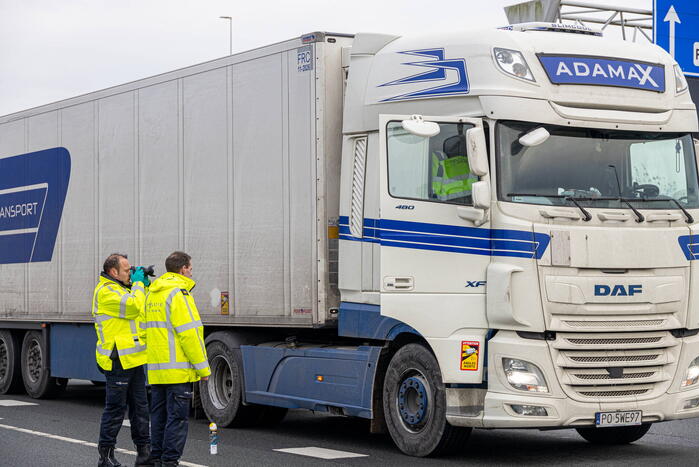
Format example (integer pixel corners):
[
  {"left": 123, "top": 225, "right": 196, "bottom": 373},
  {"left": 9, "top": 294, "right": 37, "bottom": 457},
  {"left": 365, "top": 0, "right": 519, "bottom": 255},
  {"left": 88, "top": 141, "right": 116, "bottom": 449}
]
[{"left": 377, "top": 115, "right": 491, "bottom": 333}]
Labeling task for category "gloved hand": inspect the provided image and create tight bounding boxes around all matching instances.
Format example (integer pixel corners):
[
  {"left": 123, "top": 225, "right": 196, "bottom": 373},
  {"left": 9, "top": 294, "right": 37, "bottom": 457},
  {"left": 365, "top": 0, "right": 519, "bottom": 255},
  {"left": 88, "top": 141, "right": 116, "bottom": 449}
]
[{"left": 130, "top": 267, "right": 151, "bottom": 287}]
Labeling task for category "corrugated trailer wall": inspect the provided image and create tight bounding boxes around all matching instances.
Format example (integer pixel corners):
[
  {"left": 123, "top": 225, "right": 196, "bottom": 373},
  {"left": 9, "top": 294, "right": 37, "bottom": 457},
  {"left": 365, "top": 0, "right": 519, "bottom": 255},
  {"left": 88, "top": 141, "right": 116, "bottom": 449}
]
[{"left": 0, "top": 33, "right": 349, "bottom": 328}]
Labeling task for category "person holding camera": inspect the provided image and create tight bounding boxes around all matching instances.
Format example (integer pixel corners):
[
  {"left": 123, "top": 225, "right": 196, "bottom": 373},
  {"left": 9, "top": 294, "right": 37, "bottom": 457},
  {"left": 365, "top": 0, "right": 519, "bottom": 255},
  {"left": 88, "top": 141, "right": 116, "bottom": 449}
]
[{"left": 92, "top": 253, "right": 154, "bottom": 467}]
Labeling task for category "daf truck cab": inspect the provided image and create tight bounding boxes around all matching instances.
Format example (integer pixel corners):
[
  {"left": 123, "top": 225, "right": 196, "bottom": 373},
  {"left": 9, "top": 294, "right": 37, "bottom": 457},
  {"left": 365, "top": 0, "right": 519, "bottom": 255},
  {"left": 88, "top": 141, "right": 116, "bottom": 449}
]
[{"left": 337, "top": 23, "right": 699, "bottom": 455}]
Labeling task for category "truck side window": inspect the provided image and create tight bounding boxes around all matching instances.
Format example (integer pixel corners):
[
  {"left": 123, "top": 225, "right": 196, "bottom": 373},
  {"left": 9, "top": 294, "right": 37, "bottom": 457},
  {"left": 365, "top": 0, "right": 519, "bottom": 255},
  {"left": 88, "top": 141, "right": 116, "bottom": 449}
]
[{"left": 387, "top": 121, "right": 477, "bottom": 205}]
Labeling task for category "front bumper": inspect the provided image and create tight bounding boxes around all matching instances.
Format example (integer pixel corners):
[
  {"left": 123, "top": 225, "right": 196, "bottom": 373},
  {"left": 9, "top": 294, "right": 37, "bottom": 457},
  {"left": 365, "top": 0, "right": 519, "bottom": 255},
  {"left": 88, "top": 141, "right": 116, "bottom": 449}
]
[
  {"left": 446, "top": 385, "right": 699, "bottom": 428},
  {"left": 446, "top": 330, "right": 699, "bottom": 428}
]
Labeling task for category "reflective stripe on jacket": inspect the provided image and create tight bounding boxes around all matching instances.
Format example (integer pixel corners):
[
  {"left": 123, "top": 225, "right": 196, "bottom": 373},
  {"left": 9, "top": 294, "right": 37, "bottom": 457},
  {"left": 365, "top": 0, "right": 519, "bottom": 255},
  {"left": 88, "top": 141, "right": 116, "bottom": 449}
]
[
  {"left": 145, "top": 272, "right": 210, "bottom": 384},
  {"left": 92, "top": 274, "right": 147, "bottom": 371},
  {"left": 431, "top": 152, "right": 476, "bottom": 201}
]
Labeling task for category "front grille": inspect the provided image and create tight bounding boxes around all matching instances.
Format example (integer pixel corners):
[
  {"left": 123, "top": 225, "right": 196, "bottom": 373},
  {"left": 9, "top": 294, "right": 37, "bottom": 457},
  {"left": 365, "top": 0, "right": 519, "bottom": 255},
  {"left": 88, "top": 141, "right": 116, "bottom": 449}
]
[
  {"left": 569, "top": 354, "right": 659, "bottom": 363},
  {"left": 574, "top": 371, "right": 655, "bottom": 381},
  {"left": 578, "top": 389, "right": 650, "bottom": 397},
  {"left": 563, "top": 319, "right": 664, "bottom": 328},
  {"left": 551, "top": 331, "right": 679, "bottom": 402},
  {"left": 566, "top": 336, "right": 662, "bottom": 345}
]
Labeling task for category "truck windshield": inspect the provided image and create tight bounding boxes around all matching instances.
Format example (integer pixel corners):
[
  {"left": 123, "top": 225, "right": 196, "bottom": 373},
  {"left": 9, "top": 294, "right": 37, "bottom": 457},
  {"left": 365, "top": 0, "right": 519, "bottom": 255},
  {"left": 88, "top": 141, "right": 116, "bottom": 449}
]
[{"left": 497, "top": 120, "right": 699, "bottom": 210}]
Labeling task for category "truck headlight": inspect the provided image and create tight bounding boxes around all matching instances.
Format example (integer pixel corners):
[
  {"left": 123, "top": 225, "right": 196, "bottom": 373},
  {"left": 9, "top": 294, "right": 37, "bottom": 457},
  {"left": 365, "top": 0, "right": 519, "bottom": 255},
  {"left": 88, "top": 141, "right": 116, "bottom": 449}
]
[
  {"left": 503, "top": 358, "right": 548, "bottom": 393},
  {"left": 674, "top": 64, "right": 688, "bottom": 94},
  {"left": 493, "top": 48, "right": 535, "bottom": 82},
  {"left": 681, "top": 356, "right": 699, "bottom": 388}
]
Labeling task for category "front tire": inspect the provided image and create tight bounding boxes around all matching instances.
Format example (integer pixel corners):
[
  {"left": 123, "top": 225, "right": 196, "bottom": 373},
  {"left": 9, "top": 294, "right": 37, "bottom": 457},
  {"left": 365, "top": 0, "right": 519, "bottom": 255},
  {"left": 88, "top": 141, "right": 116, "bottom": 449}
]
[
  {"left": 383, "top": 343, "right": 471, "bottom": 457},
  {"left": 576, "top": 423, "right": 652, "bottom": 445},
  {"left": 0, "top": 330, "right": 23, "bottom": 394},
  {"left": 21, "top": 331, "right": 65, "bottom": 399}
]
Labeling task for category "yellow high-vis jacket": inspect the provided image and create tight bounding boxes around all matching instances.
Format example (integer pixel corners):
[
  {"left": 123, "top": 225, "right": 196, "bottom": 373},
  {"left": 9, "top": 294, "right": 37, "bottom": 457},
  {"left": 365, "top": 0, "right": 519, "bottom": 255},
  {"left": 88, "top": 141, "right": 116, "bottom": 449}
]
[
  {"left": 92, "top": 274, "right": 147, "bottom": 371},
  {"left": 144, "top": 272, "right": 210, "bottom": 384}
]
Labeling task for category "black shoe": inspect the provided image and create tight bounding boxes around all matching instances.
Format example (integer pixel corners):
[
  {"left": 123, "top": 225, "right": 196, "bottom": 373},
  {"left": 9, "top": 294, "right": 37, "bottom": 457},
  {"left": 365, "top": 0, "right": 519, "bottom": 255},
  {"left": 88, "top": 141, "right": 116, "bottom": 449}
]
[
  {"left": 135, "top": 444, "right": 154, "bottom": 466},
  {"left": 160, "top": 461, "right": 178, "bottom": 467},
  {"left": 98, "top": 445, "right": 122, "bottom": 467}
]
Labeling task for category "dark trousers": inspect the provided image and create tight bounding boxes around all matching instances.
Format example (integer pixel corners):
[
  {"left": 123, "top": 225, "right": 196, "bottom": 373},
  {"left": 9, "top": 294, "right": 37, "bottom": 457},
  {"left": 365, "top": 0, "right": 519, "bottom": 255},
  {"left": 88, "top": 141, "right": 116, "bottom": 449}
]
[
  {"left": 98, "top": 359, "right": 150, "bottom": 447},
  {"left": 150, "top": 383, "right": 192, "bottom": 462}
]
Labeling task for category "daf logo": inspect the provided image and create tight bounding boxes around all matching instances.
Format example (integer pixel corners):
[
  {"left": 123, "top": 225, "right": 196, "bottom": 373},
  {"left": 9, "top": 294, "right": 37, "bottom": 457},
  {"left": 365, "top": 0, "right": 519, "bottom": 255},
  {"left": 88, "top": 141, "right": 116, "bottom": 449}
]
[{"left": 594, "top": 284, "right": 642, "bottom": 296}]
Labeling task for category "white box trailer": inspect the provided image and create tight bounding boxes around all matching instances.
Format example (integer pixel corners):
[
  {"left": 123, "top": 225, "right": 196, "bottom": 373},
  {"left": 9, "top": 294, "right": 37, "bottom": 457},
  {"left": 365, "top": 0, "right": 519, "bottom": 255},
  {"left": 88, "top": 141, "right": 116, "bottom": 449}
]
[
  {"left": 3, "top": 23, "right": 699, "bottom": 458},
  {"left": 0, "top": 32, "right": 349, "bottom": 328}
]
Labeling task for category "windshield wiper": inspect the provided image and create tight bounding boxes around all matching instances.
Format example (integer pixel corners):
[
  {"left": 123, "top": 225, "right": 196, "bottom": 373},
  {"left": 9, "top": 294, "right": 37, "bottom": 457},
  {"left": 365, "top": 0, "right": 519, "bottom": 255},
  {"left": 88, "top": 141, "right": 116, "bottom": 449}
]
[
  {"left": 507, "top": 193, "right": 652, "bottom": 223},
  {"left": 507, "top": 193, "right": 592, "bottom": 221},
  {"left": 611, "top": 198, "right": 645, "bottom": 223},
  {"left": 621, "top": 197, "right": 694, "bottom": 223}
]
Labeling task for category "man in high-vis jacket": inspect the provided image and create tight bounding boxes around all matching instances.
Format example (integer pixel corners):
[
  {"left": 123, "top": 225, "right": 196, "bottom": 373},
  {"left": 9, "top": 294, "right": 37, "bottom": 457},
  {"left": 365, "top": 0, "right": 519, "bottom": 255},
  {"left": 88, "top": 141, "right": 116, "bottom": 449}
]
[
  {"left": 430, "top": 150, "right": 476, "bottom": 202},
  {"left": 92, "top": 253, "right": 153, "bottom": 467},
  {"left": 145, "top": 251, "right": 210, "bottom": 467}
]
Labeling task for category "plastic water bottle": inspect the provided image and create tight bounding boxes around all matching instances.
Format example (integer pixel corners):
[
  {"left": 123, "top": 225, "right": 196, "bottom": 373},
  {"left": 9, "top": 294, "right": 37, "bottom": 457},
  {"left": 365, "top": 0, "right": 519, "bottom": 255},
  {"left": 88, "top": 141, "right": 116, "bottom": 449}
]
[{"left": 209, "top": 422, "right": 219, "bottom": 455}]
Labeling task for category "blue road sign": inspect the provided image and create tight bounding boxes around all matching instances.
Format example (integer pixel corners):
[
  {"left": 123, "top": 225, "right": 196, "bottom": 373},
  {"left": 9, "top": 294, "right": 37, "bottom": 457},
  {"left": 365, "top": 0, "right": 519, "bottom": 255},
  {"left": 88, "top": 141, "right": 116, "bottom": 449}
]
[{"left": 654, "top": 0, "right": 699, "bottom": 76}]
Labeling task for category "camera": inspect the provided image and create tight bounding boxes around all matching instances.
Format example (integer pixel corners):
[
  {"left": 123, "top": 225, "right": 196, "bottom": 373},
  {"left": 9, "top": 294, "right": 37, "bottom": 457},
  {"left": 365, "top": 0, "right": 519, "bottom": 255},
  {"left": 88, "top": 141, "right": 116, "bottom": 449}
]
[{"left": 130, "top": 265, "right": 156, "bottom": 277}]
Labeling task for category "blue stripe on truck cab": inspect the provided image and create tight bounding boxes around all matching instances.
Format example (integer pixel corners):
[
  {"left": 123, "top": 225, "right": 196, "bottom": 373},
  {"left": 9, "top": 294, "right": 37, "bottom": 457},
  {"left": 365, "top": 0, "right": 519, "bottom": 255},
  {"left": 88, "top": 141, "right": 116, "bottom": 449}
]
[{"left": 339, "top": 216, "right": 550, "bottom": 259}]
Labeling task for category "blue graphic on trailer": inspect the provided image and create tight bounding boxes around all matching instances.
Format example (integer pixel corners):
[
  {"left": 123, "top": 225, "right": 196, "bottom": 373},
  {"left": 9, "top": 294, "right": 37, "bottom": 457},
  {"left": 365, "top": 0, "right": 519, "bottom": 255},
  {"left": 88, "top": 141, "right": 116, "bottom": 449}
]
[
  {"left": 338, "top": 216, "right": 550, "bottom": 259},
  {"left": 538, "top": 55, "right": 665, "bottom": 92},
  {"left": 654, "top": 0, "right": 699, "bottom": 77},
  {"left": 0, "top": 147, "right": 71, "bottom": 264},
  {"left": 379, "top": 48, "right": 469, "bottom": 101}
]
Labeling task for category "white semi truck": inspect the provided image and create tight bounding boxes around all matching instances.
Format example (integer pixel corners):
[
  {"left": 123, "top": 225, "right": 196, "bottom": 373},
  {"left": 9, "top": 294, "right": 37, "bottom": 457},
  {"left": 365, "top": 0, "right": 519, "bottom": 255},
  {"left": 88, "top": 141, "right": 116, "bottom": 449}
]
[{"left": 1, "top": 23, "right": 699, "bottom": 456}]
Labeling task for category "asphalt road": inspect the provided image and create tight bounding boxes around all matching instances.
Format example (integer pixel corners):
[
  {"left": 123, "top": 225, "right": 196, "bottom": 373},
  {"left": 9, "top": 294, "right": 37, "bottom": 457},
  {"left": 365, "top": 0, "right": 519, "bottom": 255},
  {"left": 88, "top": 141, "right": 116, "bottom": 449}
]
[{"left": 1, "top": 380, "right": 698, "bottom": 466}]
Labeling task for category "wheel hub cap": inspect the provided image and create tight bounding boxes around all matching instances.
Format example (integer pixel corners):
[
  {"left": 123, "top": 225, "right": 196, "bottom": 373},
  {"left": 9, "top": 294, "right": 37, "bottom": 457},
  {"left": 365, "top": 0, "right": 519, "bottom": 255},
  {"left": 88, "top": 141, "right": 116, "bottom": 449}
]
[{"left": 397, "top": 375, "right": 429, "bottom": 428}]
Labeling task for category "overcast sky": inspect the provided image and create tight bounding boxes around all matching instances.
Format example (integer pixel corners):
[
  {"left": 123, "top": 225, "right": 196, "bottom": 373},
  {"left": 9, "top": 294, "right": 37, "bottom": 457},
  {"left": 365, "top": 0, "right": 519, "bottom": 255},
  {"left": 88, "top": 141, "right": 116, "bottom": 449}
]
[{"left": 0, "top": 0, "right": 652, "bottom": 116}]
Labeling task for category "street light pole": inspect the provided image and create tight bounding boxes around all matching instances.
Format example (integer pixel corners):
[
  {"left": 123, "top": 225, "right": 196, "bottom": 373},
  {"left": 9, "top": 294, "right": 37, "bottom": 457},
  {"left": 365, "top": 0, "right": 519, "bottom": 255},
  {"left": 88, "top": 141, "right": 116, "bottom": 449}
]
[{"left": 219, "top": 16, "right": 232, "bottom": 55}]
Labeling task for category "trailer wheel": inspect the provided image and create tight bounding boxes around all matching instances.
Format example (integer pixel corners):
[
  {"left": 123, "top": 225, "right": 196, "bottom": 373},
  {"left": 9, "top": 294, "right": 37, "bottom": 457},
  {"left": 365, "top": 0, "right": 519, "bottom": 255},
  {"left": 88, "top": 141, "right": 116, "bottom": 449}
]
[
  {"left": 576, "top": 423, "right": 652, "bottom": 445},
  {"left": 0, "top": 330, "right": 23, "bottom": 394},
  {"left": 21, "top": 331, "right": 65, "bottom": 399},
  {"left": 383, "top": 343, "right": 471, "bottom": 457},
  {"left": 199, "top": 340, "right": 260, "bottom": 427}
]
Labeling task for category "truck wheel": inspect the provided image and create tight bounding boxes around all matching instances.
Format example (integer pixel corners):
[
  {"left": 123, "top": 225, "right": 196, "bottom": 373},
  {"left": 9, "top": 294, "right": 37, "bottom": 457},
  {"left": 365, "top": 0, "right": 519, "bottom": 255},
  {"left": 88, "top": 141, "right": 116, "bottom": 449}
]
[
  {"left": 199, "top": 340, "right": 260, "bottom": 427},
  {"left": 0, "top": 330, "right": 23, "bottom": 394},
  {"left": 383, "top": 343, "right": 471, "bottom": 457},
  {"left": 21, "top": 331, "right": 65, "bottom": 399},
  {"left": 576, "top": 423, "right": 652, "bottom": 445}
]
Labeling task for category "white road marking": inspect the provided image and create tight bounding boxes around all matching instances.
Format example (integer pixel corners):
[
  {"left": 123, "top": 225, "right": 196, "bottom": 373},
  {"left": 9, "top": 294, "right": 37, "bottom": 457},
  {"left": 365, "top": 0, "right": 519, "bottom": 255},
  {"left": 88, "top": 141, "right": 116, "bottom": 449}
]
[
  {"left": 274, "top": 447, "right": 368, "bottom": 459},
  {"left": 0, "top": 423, "right": 207, "bottom": 467},
  {"left": 122, "top": 419, "right": 131, "bottom": 427},
  {"left": 0, "top": 400, "right": 38, "bottom": 407}
]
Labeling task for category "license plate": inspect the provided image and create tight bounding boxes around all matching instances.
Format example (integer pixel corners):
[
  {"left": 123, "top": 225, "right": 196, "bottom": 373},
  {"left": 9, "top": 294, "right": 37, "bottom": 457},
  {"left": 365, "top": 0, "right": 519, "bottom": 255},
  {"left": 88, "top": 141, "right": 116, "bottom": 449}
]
[{"left": 595, "top": 410, "right": 642, "bottom": 427}]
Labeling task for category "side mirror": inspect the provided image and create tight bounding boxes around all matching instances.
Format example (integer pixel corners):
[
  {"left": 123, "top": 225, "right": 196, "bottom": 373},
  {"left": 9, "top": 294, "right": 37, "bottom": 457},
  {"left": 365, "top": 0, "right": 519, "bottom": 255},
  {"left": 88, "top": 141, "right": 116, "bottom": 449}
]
[
  {"left": 519, "top": 127, "right": 550, "bottom": 147},
  {"left": 472, "top": 180, "right": 491, "bottom": 210},
  {"left": 466, "top": 127, "right": 488, "bottom": 176},
  {"left": 401, "top": 115, "right": 440, "bottom": 138}
]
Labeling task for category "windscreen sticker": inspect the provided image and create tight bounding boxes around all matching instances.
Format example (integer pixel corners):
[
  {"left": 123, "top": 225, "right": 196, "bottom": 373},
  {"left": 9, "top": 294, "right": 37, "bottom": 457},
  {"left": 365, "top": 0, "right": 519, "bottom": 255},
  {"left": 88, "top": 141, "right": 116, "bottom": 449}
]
[{"left": 460, "top": 341, "right": 480, "bottom": 371}]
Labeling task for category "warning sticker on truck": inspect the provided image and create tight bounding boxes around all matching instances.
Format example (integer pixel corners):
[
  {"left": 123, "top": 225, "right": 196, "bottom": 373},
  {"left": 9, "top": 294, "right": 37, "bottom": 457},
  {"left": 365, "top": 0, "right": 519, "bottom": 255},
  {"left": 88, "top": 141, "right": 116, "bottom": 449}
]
[{"left": 460, "top": 341, "right": 479, "bottom": 371}]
